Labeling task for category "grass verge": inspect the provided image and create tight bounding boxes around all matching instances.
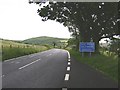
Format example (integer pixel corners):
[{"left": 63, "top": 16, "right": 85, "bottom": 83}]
[
  {"left": 69, "top": 49, "right": 118, "bottom": 82},
  {"left": 2, "top": 46, "right": 48, "bottom": 61},
  {"left": 1, "top": 40, "right": 49, "bottom": 61}
]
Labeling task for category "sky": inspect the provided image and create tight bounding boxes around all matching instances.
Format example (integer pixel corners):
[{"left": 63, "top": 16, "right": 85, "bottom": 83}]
[
  {"left": 0, "top": 0, "right": 109, "bottom": 43},
  {"left": 0, "top": 0, "right": 71, "bottom": 41}
]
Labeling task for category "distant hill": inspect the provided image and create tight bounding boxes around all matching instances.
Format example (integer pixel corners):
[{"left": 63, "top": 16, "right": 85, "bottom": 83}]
[
  {"left": 22, "top": 36, "right": 68, "bottom": 47},
  {"left": 1, "top": 38, "right": 40, "bottom": 48}
]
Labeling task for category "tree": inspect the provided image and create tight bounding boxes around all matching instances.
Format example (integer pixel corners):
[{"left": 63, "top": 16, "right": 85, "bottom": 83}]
[
  {"left": 109, "top": 37, "right": 120, "bottom": 54},
  {"left": 29, "top": 2, "right": 119, "bottom": 53},
  {"left": 53, "top": 41, "right": 56, "bottom": 48}
]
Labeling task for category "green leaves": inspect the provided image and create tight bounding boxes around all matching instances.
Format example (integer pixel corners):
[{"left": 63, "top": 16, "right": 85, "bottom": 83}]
[{"left": 30, "top": 2, "right": 119, "bottom": 52}]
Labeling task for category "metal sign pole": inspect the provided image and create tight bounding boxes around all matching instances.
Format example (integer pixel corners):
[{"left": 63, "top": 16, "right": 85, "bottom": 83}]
[
  {"left": 82, "top": 52, "right": 84, "bottom": 57},
  {"left": 89, "top": 52, "right": 91, "bottom": 57},
  {"left": 80, "top": 42, "right": 95, "bottom": 56}
]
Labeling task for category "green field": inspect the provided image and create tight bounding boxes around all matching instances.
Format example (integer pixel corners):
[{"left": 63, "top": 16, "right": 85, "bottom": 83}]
[
  {"left": 1, "top": 39, "right": 49, "bottom": 61},
  {"left": 69, "top": 49, "right": 118, "bottom": 82},
  {"left": 22, "top": 36, "right": 68, "bottom": 48},
  {"left": 1, "top": 36, "right": 68, "bottom": 61}
]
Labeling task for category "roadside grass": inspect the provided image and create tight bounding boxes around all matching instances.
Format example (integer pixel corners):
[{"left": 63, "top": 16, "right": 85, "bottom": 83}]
[
  {"left": 69, "top": 49, "right": 118, "bottom": 82},
  {"left": 99, "top": 48, "right": 118, "bottom": 59},
  {"left": 1, "top": 40, "right": 49, "bottom": 61}
]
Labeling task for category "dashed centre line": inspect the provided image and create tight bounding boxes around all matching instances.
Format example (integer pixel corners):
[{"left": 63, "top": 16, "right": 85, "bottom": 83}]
[
  {"left": 19, "top": 59, "right": 41, "bottom": 70},
  {"left": 68, "top": 59, "right": 70, "bottom": 62}
]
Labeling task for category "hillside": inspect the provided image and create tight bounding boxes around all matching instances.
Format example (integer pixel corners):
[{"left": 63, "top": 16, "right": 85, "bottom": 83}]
[
  {"left": 1, "top": 39, "right": 48, "bottom": 61},
  {"left": 1, "top": 36, "right": 69, "bottom": 60},
  {"left": 22, "top": 36, "right": 68, "bottom": 47}
]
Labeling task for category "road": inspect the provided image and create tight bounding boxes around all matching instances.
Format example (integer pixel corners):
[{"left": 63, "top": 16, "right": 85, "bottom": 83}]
[{"left": 2, "top": 49, "right": 118, "bottom": 89}]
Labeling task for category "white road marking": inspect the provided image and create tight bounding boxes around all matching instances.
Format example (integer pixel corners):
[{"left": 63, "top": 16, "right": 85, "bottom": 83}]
[
  {"left": 68, "top": 62, "right": 71, "bottom": 65},
  {"left": 68, "top": 59, "right": 70, "bottom": 61},
  {"left": 19, "top": 59, "right": 41, "bottom": 70},
  {"left": 64, "top": 74, "right": 69, "bottom": 81},
  {"left": 4, "top": 59, "right": 15, "bottom": 62},
  {"left": 67, "top": 67, "right": 70, "bottom": 71},
  {"left": 62, "top": 88, "right": 67, "bottom": 90},
  {"left": 10, "top": 61, "right": 20, "bottom": 64},
  {"left": 46, "top": 54, "right": 52, "bottom": 57},
  {"left": 65, "top": 50, "right": 70, "bottom": 59},
  {"left": 67, "top": 51, "right": 70, "bottom": 59}
]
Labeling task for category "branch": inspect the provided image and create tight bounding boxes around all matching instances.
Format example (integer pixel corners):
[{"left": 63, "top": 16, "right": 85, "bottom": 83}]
[{"left": 100, "top": 34, "right": 120, "bottom": 39}]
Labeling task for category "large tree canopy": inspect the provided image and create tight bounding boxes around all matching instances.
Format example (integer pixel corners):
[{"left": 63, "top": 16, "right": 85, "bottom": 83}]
[{"left": 29, "top": 1, "right": 119, "bottom": 52}]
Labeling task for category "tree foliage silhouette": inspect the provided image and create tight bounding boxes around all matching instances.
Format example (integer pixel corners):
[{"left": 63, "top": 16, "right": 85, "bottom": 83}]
[{"left": 30, "top": 2, "right": 119, "bottom": 52}]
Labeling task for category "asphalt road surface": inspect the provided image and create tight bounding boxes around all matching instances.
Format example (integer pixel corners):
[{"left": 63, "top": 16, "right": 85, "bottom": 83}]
[{"left": 2, "top": 49, "right": 118, "bottom": 89}]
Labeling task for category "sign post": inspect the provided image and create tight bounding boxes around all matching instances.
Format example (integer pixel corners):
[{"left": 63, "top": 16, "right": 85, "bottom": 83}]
[
  {"left": 79, "top": 42, "right": 95, "bottom": 57},
  {"left": 89, "top": 52, "right": 91, "bottom": 57},
  {"left": 82, "top": 52, "right": 84, "bottom": 57}
]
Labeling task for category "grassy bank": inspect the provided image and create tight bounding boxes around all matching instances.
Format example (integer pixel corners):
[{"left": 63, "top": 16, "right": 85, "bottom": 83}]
[
  {"left": 1, "top": 40, "right": 49, "bottom": 61},
  {"left": 69, "top": 50, "right": 118, "bottom": 82}
]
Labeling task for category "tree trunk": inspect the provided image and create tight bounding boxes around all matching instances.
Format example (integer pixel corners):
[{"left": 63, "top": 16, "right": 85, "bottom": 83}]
[
  {"left": 94, "top": 40, "right": 100, "bottom": 54},
  {"left": 75, "top": 35, "right": 81, "bottom": 51}
]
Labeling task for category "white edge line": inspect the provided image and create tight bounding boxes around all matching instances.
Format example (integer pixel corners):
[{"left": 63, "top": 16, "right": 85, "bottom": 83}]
[
  {"left": 67, "top": 52, "right": 70, "bottom": 59},
  {"left": 4, "top": 59, "right": 15, "bottom": 62},
  {"left": 62, "top": 88, "right": 67, "bottom": 90},
  {"left": 64, "top": 74, "right": 69, "bottom": 81},
  {"left": 68, "top": 62, "right": 71, "bottom": 65},
  {"left": 19, "top": 59, "right": 41, "bottom": 70},
  {"left": 68, "top": 59, "right": 70, "bottom": 61},
  {"left": 65, "top": 50, "right": 70, "bottom": 59},
  {"left": 67, "top": 67, "right": 70, "bottom": 71}
]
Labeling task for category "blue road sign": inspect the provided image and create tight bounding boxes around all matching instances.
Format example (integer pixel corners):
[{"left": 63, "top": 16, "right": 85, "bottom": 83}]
[{"left": 79, "top": 42, "right": 95, "bottom": 52}]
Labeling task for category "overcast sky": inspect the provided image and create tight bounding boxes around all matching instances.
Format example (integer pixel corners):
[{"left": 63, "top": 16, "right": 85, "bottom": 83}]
[{"left": 0, "top": 0, "right": 71, "bottom": 40}]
